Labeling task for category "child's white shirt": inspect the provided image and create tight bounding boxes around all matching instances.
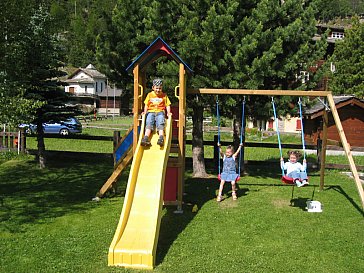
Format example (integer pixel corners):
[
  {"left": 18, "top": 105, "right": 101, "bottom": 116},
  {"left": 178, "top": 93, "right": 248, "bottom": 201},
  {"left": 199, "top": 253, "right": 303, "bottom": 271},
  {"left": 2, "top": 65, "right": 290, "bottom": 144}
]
[
  {"left": 223, "top": 155, "right": 237, "bottom": 160},
  {"left": 281, "top": 161, "right": 306, "bottom": 174}
]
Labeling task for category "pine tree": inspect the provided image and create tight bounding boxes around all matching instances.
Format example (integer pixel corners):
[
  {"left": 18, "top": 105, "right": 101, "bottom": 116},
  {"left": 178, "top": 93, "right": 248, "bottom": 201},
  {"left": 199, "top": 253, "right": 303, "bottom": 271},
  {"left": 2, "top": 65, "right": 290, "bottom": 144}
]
[
  {"left": 328, "top": 17, "right": 364, "bottom": 97},
  {"left": 95, "top": 0, "right": 327, "bottom": 176},
  {"left": 22, "top": 4, "right": 80, "bottom": 168},
  {"left": 0, "top": 0, "right": 43, "bottom": 126}
]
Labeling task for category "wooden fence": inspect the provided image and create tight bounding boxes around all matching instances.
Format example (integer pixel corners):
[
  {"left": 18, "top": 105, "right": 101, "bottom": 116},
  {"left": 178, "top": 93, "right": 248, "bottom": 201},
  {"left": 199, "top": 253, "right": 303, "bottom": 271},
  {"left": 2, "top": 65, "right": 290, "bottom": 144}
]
[
  {"left": 7, "top": 132, "right": 363, "bottom": 171},
  {"left": 0, "top": 130, "right": 26, "bottom": 152}
]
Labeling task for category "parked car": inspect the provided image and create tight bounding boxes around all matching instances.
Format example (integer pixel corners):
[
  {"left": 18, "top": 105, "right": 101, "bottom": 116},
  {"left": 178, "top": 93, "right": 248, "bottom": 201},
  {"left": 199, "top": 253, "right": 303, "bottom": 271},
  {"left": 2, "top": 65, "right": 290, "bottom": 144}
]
[{"left": 20, "top": 117, "right": 82, "bottom": 136}]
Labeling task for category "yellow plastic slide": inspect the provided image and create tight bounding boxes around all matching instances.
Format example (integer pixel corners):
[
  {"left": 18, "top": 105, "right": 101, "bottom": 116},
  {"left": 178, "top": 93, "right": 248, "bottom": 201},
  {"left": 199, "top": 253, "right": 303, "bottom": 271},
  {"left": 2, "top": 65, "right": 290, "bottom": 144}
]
[{"left": 108, "top": 114, "right": 172, "bottom": 270}]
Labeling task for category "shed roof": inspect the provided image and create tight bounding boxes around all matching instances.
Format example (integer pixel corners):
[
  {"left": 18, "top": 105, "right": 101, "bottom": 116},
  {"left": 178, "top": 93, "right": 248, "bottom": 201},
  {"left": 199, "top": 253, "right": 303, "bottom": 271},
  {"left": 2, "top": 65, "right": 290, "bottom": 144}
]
[
  {"left": 304, "top": 95, "right": 364, "bottom": 119},
  {"left": 126, "top": 37, "right": 193, "bottom": 74}
]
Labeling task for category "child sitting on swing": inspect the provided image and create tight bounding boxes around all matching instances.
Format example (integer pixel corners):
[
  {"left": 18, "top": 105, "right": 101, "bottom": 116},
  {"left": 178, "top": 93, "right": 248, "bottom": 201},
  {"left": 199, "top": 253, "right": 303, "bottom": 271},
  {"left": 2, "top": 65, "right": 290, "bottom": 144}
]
[
  {"left": 280, "top": 150, "right": 308, "bottom": 187},
  {"left": 216, "top": 143, "right": 243, "bottom": 202}
]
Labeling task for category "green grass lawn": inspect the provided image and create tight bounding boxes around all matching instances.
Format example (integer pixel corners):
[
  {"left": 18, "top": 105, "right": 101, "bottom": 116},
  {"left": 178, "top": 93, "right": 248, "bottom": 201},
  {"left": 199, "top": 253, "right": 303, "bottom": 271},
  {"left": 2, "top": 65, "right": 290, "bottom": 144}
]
[
  {"left": 23, "top": 116, "right": 364, "bottom": 166},
  {"left": 1, "top": 151, "right": 364, "bottom": 273}
]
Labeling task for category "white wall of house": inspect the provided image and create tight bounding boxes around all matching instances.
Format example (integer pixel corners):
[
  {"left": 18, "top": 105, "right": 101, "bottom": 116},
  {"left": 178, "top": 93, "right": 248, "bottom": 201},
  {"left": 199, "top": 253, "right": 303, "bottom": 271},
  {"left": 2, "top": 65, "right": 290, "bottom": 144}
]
[
  {"left": 247, "top": 116, "right": 301, "bottom": 133},
  {"left": 284, "top": 116, "right": 301, "bottom": 133},
  {"left": 97, "top": 108, "right": 120, "bottom": 116},
  {"left": 65, "top": 72, "right": 106, "bottom": 96},
  {"left": 246, "top": 118, "right": 268, "bottom": 130}
]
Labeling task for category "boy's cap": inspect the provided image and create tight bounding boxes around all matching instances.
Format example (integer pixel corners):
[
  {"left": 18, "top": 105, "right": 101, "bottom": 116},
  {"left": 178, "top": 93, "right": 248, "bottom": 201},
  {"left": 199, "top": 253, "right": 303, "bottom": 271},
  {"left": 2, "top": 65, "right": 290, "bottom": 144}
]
[{"left": 153, "top": 78, "right": 163, "bottom": 86}]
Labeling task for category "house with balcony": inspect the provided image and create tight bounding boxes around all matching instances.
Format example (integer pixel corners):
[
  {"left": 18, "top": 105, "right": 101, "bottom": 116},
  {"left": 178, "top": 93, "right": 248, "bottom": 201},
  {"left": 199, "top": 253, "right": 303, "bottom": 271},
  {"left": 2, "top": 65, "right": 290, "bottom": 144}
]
[{"left": 64, "top": 64, "right": 107, "bottom": 112}]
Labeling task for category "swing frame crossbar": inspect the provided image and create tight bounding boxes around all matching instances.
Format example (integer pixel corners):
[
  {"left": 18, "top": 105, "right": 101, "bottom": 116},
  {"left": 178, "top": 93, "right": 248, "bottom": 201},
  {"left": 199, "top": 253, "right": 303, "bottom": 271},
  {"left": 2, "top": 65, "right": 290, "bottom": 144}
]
[{"left": 187, "top": 88, "right": 364, "bottom": 210}]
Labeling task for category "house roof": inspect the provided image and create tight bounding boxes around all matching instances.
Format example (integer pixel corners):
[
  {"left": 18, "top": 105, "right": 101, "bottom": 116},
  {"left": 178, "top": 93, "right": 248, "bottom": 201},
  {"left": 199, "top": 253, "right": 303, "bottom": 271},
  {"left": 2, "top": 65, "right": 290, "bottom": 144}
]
[
  {"left": 304, "top": 95, "right": 364, "bottom": 119},
  {"left": 125, "top": 37, "right": 193, "bottom": 75},
  {"left": 67, "top": 64, "right": 107, "bottom": 80},
  {"left": 98, "top": 86, "right": 123, "bottom": 97},
  {"left": 64, "top": 78, "right": 95, "bottom": 84}
]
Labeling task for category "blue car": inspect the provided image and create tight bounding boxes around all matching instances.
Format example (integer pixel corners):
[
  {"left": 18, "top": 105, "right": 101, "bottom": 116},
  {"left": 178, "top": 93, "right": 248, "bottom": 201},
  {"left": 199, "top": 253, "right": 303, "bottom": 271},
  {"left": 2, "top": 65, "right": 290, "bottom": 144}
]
[{"left": 20, "top": 117, "right": 82, "bottom": 136}]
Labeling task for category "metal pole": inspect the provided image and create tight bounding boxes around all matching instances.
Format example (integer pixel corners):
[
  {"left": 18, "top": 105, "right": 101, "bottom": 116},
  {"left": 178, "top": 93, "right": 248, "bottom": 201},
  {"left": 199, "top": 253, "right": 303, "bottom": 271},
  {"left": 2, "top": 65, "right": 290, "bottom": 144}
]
[
  {"left": 113, "top": 84, "right": 116, "bottom": 119},
  {"left": 106, "top": 79, "right": 108, "bottom": 117},
  {"left": 17, "top": 130, "right": 20, "bottom": 154}
]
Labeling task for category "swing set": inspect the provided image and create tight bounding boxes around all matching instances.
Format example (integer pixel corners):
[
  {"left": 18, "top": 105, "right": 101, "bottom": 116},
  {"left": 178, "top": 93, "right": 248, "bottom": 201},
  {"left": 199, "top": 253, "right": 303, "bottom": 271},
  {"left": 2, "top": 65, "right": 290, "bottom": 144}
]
[
  {"left": 271, "top": 97, "right": 308, "bottom": 185},
  {"left": 188, "top": 88, "right": 364, "bottom": 210}
]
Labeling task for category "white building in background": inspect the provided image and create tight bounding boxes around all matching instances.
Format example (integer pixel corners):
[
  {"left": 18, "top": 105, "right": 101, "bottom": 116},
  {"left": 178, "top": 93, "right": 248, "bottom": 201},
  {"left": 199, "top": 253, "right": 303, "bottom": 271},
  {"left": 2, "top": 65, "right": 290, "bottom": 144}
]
[
  {"left": 246, "top": 115, "right": 301, "bottom": 134},
  {"left": 64, "top": 64, "right": 107, "bottom": 107},
  {"left": 63, "top": 64, "right": 125, "bottom": 115}
]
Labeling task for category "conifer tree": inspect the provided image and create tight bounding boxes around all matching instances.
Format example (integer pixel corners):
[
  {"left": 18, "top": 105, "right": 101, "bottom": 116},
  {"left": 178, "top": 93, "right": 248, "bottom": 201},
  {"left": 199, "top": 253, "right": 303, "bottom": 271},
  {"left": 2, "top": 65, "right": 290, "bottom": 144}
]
[
  {"left": 328, "top": 17, "right": 364, "bottom": 97},
  {"left": 0, "top": 0, "right": 43, "bottom": 126},
  {"left": 96, "top": 0, "right": 327, "bottom": 176}
]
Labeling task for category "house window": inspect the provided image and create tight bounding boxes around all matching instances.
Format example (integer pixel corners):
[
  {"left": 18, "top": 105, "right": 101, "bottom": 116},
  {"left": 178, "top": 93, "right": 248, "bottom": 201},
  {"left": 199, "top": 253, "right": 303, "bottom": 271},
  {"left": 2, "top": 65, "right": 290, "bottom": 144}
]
[
  {"left": 96, "top": 82, "right": 98, "bottom": 93},
  {"left": 85, "top": 86, "right": 88, "bottom": 93},
  {"left": 298, "top": 71, "right": 310, "bottom": 84},
  {"left": 331, "top": 32, "right": 344, "bottom": 39},
  {"left": 101, "top": 82, "right": 103, "bottom": 91}
]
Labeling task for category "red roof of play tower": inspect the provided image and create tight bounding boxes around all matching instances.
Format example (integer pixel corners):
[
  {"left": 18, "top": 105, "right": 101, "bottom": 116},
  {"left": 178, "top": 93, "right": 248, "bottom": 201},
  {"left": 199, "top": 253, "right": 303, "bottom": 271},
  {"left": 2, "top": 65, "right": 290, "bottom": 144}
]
[{"left": 126, "top": 37, "right": 193, "bottom": 74}]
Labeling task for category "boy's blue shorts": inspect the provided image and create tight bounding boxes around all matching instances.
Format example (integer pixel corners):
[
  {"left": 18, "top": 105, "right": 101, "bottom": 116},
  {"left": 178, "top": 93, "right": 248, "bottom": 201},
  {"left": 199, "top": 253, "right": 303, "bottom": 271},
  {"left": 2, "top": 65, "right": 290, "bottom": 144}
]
[{"left": 146, "top": 111, "right": 165, "bottom": 131}]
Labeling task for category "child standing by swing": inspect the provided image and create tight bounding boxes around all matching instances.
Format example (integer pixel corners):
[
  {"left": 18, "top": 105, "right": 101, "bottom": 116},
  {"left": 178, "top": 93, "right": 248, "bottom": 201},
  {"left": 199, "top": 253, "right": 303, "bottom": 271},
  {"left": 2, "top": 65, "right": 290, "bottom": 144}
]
[
  {"left": 217, "top": 143, "right": 243, "bottom": 202},
  {"left": 280, "top": 150, "right": 308, "bottom": 187}
]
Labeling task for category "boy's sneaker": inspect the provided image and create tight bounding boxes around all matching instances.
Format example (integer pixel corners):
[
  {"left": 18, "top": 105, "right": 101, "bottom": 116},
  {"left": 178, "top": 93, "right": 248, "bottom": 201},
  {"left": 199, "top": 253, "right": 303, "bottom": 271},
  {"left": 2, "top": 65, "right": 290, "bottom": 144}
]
[
  {"left": 301, "top": 180, "right": 309, "bottom": 187},
  {"left": 157, "top": 136, "right": 164, "bottom": 146},
  {"left": 141, "top": 136, "right": 150, "bottom": 146},
  {"left": 216, "top": 195, "right": 222, "bottom": 202},
  {"left": 295, "top": 180, "right": 303, "bottom": 187},
  {"left": 232, "top": 192, "right": 237, "bottom": 200}
]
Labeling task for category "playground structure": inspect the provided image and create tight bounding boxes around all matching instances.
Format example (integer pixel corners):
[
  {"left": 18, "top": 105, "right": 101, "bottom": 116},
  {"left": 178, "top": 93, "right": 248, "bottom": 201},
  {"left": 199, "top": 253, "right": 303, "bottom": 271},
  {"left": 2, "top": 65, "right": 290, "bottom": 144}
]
[
  {"left": 106, "top": 37, "right": 364, "bottom": 270},
  {"left": 108, "top": 37, "right": 192, "bottom": 269}
]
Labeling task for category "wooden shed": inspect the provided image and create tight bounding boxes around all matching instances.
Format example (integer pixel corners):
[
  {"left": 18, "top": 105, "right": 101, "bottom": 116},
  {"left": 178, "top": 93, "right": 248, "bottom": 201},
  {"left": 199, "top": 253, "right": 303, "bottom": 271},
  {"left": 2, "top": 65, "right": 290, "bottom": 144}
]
[{"left": 304, "top": 96, "right": 364, "bottom": 147}]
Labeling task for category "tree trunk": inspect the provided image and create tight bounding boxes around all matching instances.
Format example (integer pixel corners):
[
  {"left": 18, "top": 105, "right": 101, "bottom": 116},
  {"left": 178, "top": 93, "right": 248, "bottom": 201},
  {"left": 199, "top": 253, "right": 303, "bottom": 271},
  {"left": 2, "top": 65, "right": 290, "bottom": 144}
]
[
  {"left": 192, "top": 103, "right": 208, "bottom": 178},
  {"left": 233, "top": 114, "right": 240, "bottom": 148},
  {"left": 36, "top": 120, "right": 46, "bottom": 169}
]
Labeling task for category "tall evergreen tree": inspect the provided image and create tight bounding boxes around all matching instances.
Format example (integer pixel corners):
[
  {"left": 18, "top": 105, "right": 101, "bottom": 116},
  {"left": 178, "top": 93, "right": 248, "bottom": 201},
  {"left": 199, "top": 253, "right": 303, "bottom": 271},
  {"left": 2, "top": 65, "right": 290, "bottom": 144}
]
[
  {"left": 22, "top": 4, "right": 80, "bottom": 168},
  {"left": 313, "top": 0, "right": 364, "bottom": 21},
  {"left": 66, "top": 0, "right": 115, "bottom": 67},
  {"left": 96, "top": 0, "right": 327, "bottom": 176},
  {"left": 328, "top": 17, "right": 364, "bottom": 97},
  {"left": 0, "top": 0, "right": 43, "bottom": 126}
]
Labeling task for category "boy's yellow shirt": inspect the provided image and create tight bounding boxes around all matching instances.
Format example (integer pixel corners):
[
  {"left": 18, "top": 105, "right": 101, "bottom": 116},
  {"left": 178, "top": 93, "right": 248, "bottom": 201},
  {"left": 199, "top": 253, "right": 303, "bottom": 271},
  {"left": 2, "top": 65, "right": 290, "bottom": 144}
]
[{"left": 144, "top": 91, "right": 171, "bottom": 112}]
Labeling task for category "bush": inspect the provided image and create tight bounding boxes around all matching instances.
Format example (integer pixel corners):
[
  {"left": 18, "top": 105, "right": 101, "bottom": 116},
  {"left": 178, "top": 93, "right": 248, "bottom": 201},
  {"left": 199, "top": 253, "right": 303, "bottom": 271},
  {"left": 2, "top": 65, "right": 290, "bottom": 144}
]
[{"left": 0, "top": 151, "right": 31, "bottom": 162}]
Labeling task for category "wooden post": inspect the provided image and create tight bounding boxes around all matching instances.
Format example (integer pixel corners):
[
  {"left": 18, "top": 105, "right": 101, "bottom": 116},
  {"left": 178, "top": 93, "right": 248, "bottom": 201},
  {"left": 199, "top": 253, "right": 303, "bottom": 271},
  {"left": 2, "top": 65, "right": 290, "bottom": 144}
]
[
  {"left": 319, "top": 107, "right": 328, "bottom": 191},
  {"left": 317, "top": 138, "right": 322, "bottom": 167},
  {"left": 326, "top": 93, "right": 364, "bottom": 209},
  {"left": 177, "top": 63, "right": 186, "bottom": 211},
  {"left": 4, "top": 132, "right": 9, "bottom": 148},
  {"left": 113, "top": 131, "right": 121, "bottom": 165},
  {"left": 20, "top": 129, "right": 26, "bottom": 152}
]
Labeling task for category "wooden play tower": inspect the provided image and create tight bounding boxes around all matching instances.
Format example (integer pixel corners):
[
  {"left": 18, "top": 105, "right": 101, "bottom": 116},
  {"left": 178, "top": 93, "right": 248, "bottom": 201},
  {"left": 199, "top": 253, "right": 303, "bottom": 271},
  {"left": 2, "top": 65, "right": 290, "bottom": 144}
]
[{"left": 126, "top": 37, "right": 193, "bottom": 211}]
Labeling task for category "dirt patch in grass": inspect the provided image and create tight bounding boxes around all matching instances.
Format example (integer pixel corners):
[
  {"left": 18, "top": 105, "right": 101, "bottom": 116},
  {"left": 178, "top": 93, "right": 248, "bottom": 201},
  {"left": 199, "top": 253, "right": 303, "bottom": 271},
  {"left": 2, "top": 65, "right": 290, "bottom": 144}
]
[
  {"left": 218, "top": 197, "right": 239, "bottom": 208},
  {"left": 272, "top": 198, "right": 290, "bottom": 208}
]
